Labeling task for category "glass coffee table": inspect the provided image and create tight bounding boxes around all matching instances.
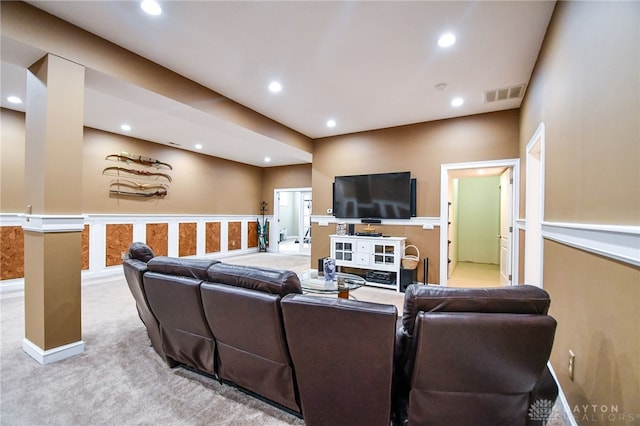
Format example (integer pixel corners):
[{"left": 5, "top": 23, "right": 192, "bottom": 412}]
[{"left": 298, "top": 270, "right": 366, "bottom": 299}]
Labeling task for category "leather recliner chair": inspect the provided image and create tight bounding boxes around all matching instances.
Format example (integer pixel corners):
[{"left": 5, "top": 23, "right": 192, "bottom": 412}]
[
  {"left": 122, "top": 242, "right": 177, "bottom": 368},
  {"left": 393, "top": 284, "right": 557, "bottom": 426},
  {"left": 281, "top": 294, "right": 398, "bottom": 426},
  {"left": 200, "top": 263, "right": 303, "bottom": 414},
  {"left": 143, "top": 256, "right": 220, "bottom": 375}
]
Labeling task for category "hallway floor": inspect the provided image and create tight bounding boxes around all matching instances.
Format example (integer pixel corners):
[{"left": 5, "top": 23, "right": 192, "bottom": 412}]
[
  {"left": 448, "top": 261, "right": 503, "bottom": 288},
  {"left": 277, "top": 238, "right": 310, "bottom": 255}
]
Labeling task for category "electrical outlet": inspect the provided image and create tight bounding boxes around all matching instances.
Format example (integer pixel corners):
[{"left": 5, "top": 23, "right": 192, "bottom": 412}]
[{"left": 568, "top": 350, "right": 575, "bottom": 381}]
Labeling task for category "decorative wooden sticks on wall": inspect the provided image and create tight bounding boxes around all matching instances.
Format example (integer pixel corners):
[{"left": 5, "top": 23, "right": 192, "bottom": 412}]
[
  {"left": 105, "top": 151, "right": 172, "bottom": 169},
  {"left": 103, "top": 151, "right": 173, "bottom": 198}
]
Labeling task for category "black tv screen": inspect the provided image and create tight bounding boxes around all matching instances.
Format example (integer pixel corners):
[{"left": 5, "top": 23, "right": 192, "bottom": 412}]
[{"left": 333, "top": 172, "right": 412, "bottom": 219}]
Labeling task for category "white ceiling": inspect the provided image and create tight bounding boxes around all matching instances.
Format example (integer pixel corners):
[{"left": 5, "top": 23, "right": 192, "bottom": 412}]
[{"left": 1, "top": 1, "right": 555, "bottom": 167}]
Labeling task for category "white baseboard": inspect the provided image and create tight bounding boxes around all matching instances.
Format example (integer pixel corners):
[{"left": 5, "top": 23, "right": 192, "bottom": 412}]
[
  {"left": 22, "top": 338, "right": 85, "bottom": 365},
  {"left": 547, "top": 362, "right": 578, "bottom": 426}
]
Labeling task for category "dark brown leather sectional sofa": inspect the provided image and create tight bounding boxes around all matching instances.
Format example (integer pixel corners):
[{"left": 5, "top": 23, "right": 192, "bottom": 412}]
[{"left": 124, "top": 242, "right": 558, "bottom": 426}]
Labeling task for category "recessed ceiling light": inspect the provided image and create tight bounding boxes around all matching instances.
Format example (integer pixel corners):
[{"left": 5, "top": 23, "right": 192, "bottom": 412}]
[
  {"left": 7, "top": 96, "right": 23, "bottom": 104},
  {"left": 264, "top": 157, "right": 271, "bottom": 163},
  {"left": 326, "top": 119, "right": 336, "bottom": 128},
  {"left": 268, "top": 81, "right": 282, "bottom": 93},
  {"left": 141, "top": 0, "right": 162, "bottom": 16},
  {"left": 121, "top": 124, "right": 132, "bottom": 131},
  {"left": 195, "top": 144, "right": 203, "bottom": 150},
  {"left": 451, "top": 97, "right": 464, "bottom": 107},
  {"left": 477, "top": 169, "right": 486, "bottom": 175},
  {"left": 437, "top": 32, "right": 456, "bottom": 48}
]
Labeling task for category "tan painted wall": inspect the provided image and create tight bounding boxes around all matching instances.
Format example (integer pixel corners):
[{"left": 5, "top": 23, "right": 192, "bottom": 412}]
[
  {"left": 0, "top": 109, "right": 26, "bottom": 212},
  {"left": 261, "top": 164, "right": 313, "bottom": 215},
  {"left": 2, "top": 109, "right": 307, "bottom": 215},
  {"left": 24, "top": 231, "right": 82, "bottom": 350},
  {"left": 83, "top": 127, "right": 264, "bottom": 214},
  {"left": 25, "top": 54, "right": 85, "bottom": 215},
  {"left": 520, "top": 2, "right": 639, "bottom": 224},
  {"left": 311, "top": 110, "right": 520, "bottom": 283},
  {"left": 520, "top": 1, "right": 639, "bottom": 415},
  {"left": 544, "top": 241, "right": 639, "bottom": 417}
]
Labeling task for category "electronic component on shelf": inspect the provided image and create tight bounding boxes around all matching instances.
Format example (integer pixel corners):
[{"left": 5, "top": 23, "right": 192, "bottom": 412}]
[
  {"left": 365, "top": 271, "right": 395, "bottom": 285},
  {"left": 355, "top": 232, "right": 382, "bottom": 237}
]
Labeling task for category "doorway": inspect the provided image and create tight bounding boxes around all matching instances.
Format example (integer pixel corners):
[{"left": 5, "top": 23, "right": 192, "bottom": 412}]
[
  {"left": 272, "top": 188, "right": 312, "bottom": 255},
  {"left": 440, "top": 159, "right": 520, "bottom": 287}
]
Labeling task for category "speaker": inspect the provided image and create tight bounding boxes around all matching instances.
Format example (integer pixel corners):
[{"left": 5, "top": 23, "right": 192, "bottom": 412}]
[
  {"left": 410, "top": 178, "right": 417, "bottom": 217},
  {"left": 361, "top": 218, "right": 382, "bottom": 224},
  {"left": 348, "top": 224, "right": 355, "bottom": 235},
  {"left": 318, "top": 257, "right": 328, "bottom": 276},
  {"left": 400, "top": 268, "right": 416, "bottom": 292}
]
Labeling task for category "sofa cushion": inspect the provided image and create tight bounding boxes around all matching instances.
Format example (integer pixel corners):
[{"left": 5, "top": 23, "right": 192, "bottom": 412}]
[
  {"left": 281, "top": 294, "right": 397, "bottom": 426},
  {"left": 122, "top": 257, "right": 176, "bottom": 367},
  {"left": 200, "top": 282, "right": 299, "bottom": 412},
  {"left": 144, "top": 272, "right": 216, "bottom": 375},
  {"left": 207, "top": 263, "right": 301, "bottom": 296},
  {"left": 401, "top": 284, "right": 550, "bottom": 335},
  {"left": 127, "top": 242, "right": 155, "bottom": 263},
  {"left": 406, "top": 311, "right": 556, "bottom": 425},
  {"left": 147, "top": 256, "right": 219, "bottom": 280}
]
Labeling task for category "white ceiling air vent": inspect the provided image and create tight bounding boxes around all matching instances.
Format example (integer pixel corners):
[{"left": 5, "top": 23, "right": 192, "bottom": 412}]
[{"left": 483, "top": 84, "right": 526, "bottom": 103}]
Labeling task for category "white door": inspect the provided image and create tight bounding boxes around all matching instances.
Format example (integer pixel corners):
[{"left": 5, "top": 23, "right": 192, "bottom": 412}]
[
  {"left": 499, "top": 169, "right": 513, "bottom": 285},
  {"left": 299, "top": 192, "right": 312, "bottom": 255}
]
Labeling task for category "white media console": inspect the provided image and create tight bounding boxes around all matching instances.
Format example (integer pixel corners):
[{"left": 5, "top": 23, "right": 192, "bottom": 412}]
[{"left": 330, "top": 234, "right": 406, "bottom": 291}]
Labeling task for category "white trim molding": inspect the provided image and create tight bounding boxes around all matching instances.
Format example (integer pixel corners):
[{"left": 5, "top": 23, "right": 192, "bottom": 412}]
[
  {"left": 22, "top": 338, "right": 85, "bottom": 365},
  {"left": 21, "top": 214, "right": 86, "bottom": 233},
  {"left": 542, "top": 222, "right": 640, "bottom": 267},
  {"left": 311, "top": 215, "right": 440, "bottom": 230}
]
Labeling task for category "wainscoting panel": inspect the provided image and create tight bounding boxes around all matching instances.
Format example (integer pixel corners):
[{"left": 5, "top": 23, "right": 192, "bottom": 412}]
[
  {"left": 178, "top": 222, "right": 197, "bottom": 257},
  {"left": 228, "top": 221, "right": 242, "bottom": 252},
  {"left": 0, "top": 225, "right": 24, "bottom": 280},
  {"left": 146, "top": 223, "right": 168, "bottom": 256},
  {"left": 81, "top": 225, "right": 89, "bottom": 270},
  {"left": 205, "top": 222, "right": 221, "bottom": 254},
  {"left": 248, "top": 220, "right": 258, "bottom": 249},
  {"left": 105, "top": 223, "right": 134, "bottom": 267},
  {"left": 0, "top": 213, "right": 264, "bottom": 293}
]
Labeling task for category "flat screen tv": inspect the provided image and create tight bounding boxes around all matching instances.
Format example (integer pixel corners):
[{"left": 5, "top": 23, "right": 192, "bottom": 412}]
[{"left": 333, "top": 171, "right": 414, "bottom": 219}]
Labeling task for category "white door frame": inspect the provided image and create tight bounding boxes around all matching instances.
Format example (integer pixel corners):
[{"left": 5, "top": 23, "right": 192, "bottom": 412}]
[
  {"left": 524, "top": 123, "right": 545, "bottom": 287},
  {"left": 440, "top": 159, "right": 520, "bottom": 286},
  {"left": 272, "top": 187, "right": 312, "bottom": 253}
]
